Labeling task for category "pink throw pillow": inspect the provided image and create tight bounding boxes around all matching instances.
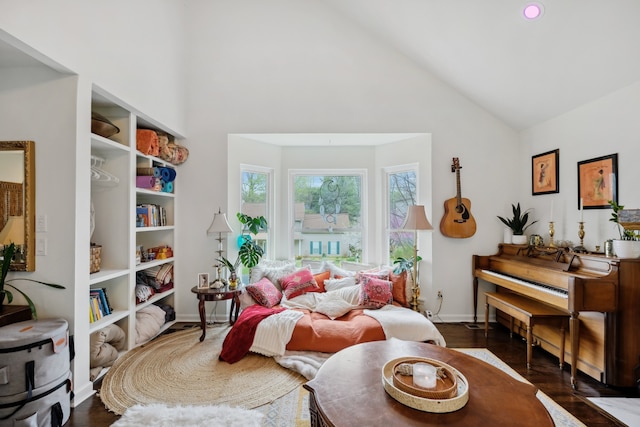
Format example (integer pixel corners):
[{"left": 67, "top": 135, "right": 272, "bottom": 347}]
[
  {"left": 358, "top": 276, "right": 393, "bottom": 308},
  {"left": 279, "top": 267, "right": 320, "bottom": 299},
  {"left": 246, "top": 277, "right": 282, "bottom": 308}
]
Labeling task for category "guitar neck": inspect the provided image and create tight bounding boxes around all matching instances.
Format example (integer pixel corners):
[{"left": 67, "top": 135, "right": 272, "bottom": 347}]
[{"left": 456, "top": 169, "right": 462, "bottom": 206}]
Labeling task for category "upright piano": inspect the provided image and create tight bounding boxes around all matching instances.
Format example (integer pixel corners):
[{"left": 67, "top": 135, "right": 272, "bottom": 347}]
[{"left": 473, "top": 243, "right": 640, "bottom": 388}]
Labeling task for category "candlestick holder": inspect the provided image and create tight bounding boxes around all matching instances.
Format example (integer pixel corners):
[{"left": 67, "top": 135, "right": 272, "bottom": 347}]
[
  {"left": 548, "top": 221, "right": 555, "bottom": 247},
  {"left": 573, "top": 221, "right": 588, "bottom": 253}
]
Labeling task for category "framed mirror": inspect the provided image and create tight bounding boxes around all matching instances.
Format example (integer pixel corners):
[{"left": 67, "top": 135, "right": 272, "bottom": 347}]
[{"left": 0, "top": 141, "right": 35, "bottom": 271}]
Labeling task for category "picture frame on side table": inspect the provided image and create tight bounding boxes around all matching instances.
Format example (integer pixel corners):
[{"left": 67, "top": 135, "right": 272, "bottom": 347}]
[
  {"left": 197, "top": 272, "right": 210, "bottom": 289},
  {"left": 577, "top": 153, "right": 618, "bottom": 209},
  {"left": 532, "top": 149, "right": 559, "bottom": 195}
]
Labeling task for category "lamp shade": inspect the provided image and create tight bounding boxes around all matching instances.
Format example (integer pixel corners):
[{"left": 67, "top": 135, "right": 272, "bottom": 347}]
[
  {"left": 207, "top": 210, "right": 233, "bottom": 235},
  {"left": 0, "top": 216, "right": 25, "bottom": 245},
  {"left": 402, "top": 205, "right": 433, "bottom": 231}
]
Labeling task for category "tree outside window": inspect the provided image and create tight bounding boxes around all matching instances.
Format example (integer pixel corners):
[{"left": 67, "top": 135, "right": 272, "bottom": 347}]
[{"left": 387, "top": 169, "right": 417, "bottom": 263}]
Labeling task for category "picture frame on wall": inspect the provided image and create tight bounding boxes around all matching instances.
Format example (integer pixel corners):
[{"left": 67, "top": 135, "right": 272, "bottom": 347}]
[
  {"left": 532, "top": 149, "right": 559, "bottom": 195},
  {"left": 577, "top": 153, "right": 618, "bottom": 209},
  {"left": 197, "top": 272, "right": 210, "bottom": 289}
]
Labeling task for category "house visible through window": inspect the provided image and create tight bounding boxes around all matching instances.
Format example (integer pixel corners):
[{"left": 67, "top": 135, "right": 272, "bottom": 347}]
[{"left": 291, "top": 171, "right": 364, "bottom": 262}]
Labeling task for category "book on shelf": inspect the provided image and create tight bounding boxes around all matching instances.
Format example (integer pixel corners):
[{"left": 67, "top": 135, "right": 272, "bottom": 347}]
[
  {"left": 90, "top": 288, "right": 111, "bottom": 315},
  {"left": 89, "top": 287, "right": 113, "bottom": 323},
  {"left": 136, "top": 203, "right": 167, "bottom": 227}
]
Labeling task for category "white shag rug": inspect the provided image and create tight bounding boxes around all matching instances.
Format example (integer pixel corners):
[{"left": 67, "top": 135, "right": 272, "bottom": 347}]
[{"left": 110, "top": 403, "right": 264, "bottom": 427}]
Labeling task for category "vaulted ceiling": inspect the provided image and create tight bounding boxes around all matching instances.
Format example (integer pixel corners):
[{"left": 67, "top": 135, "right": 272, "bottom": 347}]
[
  {"left": 3, "top": 1, "right": 639, "bottom": 131},
  {"left": 322, "top": 0, "right": 640, "bottom": 130}
]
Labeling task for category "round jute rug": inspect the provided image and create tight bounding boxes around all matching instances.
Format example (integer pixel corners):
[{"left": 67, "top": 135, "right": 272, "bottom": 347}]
[{"left": 99, "top": 325, "right": 305, "bottom": 415}]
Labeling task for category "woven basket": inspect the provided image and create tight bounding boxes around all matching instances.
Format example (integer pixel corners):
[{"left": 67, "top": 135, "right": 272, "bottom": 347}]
[
  {"left": 90, "top": 244, "right": 102, "bottom": 274},
  {"left": 392, "top": 358, "right": 458, "bottom": 400}
]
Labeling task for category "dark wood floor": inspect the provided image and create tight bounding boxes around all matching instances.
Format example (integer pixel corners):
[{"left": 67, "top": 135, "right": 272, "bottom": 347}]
[{"left": 67, "top": 322, "right": 638, "bottom": 426}]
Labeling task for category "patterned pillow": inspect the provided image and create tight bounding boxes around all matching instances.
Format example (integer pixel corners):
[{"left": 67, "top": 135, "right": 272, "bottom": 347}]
[
  {"left": 279, "top": 267, "right": 320, "bottom": 299},
  {"left": 246, "top": 277, "right": 282, "bottom": 308},
  {"left": 249, "top": 261, "right": 297, "bottom": 291},
  {"left": 358, "top": 276, "right": 393, "bottom": 309},
  {"left": 356, "top": 267, "right": 389, "bottom": 284}
]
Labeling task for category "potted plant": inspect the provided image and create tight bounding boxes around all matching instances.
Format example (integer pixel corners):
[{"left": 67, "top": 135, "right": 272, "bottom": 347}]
[
  {"left": 497, "top": 203, "right": 538, "bottom": 244},
  {"left": 608, "top": 200, "right": 640, "bottom": 258},
  {"left": 0, "top": 242, "right": 66, "bottom": 318},
  {"left": 218, "top": 213, "right": 267, "bottom": 288}
]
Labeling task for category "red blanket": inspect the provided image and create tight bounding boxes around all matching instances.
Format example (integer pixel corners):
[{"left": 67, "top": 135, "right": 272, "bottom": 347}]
[{"left": 219, "top": 305, "right": 285, "bottom": 363}]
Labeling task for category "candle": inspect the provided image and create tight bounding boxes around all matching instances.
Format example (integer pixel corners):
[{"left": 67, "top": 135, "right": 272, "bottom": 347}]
[
  {"left": 580, "top": 198, "right": 584, "bottom": 222},
  {"left": 550, "top": 200, "right": 554, "bottom": 222},
  {"left": 413, "top": 362, "right": 437, "bottom": 389}
]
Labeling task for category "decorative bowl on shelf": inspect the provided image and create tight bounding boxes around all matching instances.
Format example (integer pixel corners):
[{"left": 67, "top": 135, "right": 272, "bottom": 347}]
[
  {"left": 382, "top": 356, "right": 469, "bottom": 413},
  {"left": 91, "top": 112, "right": 120, "bottom": 138}
]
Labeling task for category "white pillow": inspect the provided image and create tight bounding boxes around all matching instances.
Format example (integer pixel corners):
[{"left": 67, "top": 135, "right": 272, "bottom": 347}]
[
  {"left": 314, "top": 298, "right": 355, "bottom": 320},
  {"left": 323, "top": 261, "right": 356, "bottom": 279},
  {"left": 324, "top": 276, "right": 357, "bottom": 292},
  {"left": 331, "top": 285, "right": 361, "bottom": 306}
]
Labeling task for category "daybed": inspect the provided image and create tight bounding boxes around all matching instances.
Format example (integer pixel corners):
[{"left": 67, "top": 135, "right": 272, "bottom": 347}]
[{"left": 220, "top": 260, "right": 446, "bottom": 363}]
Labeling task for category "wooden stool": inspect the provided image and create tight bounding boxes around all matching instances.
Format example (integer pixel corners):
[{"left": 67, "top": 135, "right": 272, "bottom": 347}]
[{"left": 485, "top": 291, "right": 569, "bottom": 369}]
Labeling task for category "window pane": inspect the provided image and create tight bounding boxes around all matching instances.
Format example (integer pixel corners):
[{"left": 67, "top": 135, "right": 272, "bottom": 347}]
[
  {"left": 388, "top": 170, "right": 417, "bottom": 261},
  {"left": 293, "top": 175, "right": 362, "bottom": 263},
  {"left": 241, "top": 170, "right": 269, "bottom": 258}
]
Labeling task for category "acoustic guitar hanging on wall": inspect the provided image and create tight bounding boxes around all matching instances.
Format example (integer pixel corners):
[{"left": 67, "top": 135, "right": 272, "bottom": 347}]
[{"left": 440, "top": 157, "right": 477, "bottom": 238}]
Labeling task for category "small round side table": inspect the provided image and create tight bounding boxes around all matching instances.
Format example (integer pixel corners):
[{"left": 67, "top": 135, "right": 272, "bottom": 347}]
[{"left": 190, "top": 286, "right": 242, "bottom": 342}]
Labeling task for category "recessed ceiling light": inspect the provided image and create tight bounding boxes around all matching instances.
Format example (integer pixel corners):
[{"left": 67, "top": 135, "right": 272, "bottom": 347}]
[{"left": 523, "top": 2, "right": 544, "bottom": 20}]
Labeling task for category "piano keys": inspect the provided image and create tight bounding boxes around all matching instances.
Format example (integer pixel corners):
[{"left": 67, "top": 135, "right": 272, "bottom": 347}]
[{"left": 473, "top": 243, "right": 640, "bottom": 388}]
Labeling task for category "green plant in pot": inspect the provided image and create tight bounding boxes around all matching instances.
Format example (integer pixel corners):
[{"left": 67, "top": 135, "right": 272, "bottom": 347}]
[
  {"left": 497, "top": 203, "right": 538, "bottom": 244},
  {"left": 607, "top": 200, "right": 640, "bottom": 258},
  {"left": 218, "top": 213, "right": 267, "bottom": 288},
  {"left": 0, "top": 242, "right": 66, "bottom": 318}
]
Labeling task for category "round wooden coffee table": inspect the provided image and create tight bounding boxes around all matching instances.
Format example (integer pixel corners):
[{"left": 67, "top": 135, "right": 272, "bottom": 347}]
[{"left": 303, "top": 339, "right": 554, "bottom": 427}]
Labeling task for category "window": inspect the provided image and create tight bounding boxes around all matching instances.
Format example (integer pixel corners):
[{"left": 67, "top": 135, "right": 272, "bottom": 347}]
[
  {"left": 290, "top": 170, "right": 365, "bottom": 262},
  {"left": 385, "top": 165, "right": 418, "bottom": 264},
  {"left": 240, "top": 166, "right": 273, "bottom": 259}
]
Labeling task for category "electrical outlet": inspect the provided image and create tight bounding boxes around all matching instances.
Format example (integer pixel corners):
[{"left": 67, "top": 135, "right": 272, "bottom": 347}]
[
  {"left": 437, "top": 290, "right": 443, "bottom": 299},
  {"left": 425, "top": 310, "right": 433, "bottom": 318}
]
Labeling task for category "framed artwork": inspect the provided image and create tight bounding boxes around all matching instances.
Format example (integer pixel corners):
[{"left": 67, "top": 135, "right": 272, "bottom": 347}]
[
  {"left": 532, "top": 149, "right": 559, "bottom": 195},
  {"left": 197, "top": 272, "right": 210, "bottom": 289},
  {"left": 577, "top": 153, "right": 618, "bottom": 209}
]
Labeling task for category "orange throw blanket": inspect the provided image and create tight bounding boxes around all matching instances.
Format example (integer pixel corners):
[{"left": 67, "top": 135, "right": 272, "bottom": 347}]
[
  {"left": 219, "top": 305, "right": 285, "bottom": 363},
  {"left": 286, "top": 308, "right": 385, "bottom": 353}
]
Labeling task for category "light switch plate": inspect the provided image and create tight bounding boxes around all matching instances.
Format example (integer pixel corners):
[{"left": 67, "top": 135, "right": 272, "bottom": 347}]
[
  {"left": 36, "top": 238, "right": 47, "bottom": 256},
  {"left": 36, "top": 214, "right": 47, "bottom": 232}
]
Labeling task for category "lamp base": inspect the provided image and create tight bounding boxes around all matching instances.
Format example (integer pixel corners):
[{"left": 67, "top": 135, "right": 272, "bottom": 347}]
[{"left": 210, "top": 279, "right": 227, "bottom": 289}]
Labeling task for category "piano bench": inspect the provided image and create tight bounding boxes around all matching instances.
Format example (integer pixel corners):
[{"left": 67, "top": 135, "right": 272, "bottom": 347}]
[{"left": 484, "top": 291, "right": 569, "bottom": 370}]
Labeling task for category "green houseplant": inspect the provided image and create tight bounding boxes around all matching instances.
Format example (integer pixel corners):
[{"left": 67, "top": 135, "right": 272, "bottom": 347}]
[
  {"left": 218, "top": 213, "right": 267, "bottom": 287},
  {"left": 497, "top": 203, "right": 538, "bottom": 244},
  {"left": 0, "top": 242, "right": 66, "bottom": 318},
  {"left": 608, "top": 200, "right": 640, "bottom": 258}
]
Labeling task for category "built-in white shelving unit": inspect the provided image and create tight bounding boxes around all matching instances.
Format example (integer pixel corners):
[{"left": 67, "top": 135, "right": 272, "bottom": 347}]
[{"left": 87, "top": 85, "right": 182, "bottom": 383}]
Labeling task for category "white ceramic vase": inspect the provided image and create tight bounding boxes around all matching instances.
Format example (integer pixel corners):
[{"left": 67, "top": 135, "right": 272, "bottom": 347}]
[
  {"left": 511, "top": 234, "right": 528, "bottom": 245},
  {"left": 612, "top": 240, "right": 640, "bottom": 258}
]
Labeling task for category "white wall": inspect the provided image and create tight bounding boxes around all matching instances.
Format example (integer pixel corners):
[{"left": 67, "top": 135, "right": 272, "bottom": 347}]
[
  {"left": 182, "top": 0, "right": 519, "bottom": 321},
  {"left": 0, "top": 0, "right": 187, "bottom": 136},
  {"left": 520, "top": 82, "right": 640, "bottom": 250},
  {"left": 1, "top": 0, "right": 521, "bottom": 323}
]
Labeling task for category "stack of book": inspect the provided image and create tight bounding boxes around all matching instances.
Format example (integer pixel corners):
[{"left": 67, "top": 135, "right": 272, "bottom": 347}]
[{"left": 89, "top": 288, "right": 113, "bottom": 323}]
